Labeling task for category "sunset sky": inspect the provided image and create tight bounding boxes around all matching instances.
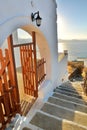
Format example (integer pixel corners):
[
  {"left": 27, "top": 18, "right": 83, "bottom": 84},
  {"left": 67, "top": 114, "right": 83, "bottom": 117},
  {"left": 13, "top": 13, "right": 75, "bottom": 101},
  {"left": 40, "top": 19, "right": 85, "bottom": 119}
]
[{"left": 57, "top": 0, "right": 87, "bottom": 40}]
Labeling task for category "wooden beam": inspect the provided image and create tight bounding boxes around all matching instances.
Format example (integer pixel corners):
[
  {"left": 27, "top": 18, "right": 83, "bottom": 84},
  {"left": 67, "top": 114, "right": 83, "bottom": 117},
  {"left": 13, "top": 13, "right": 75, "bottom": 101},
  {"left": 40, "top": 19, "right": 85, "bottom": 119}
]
[
  {"left": 7, "top": 35, "right": 21, "bottom": 113},
  {"left": 13, "top": 42, "right": 32, "bottom": 48},
  {"left": 32, "top": 32, "right": 38, "bottom": 97}
]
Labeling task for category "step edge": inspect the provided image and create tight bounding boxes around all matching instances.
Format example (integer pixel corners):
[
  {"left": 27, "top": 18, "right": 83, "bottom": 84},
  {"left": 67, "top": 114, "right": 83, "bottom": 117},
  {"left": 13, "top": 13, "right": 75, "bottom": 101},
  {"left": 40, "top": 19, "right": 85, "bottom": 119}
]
[
  {"left": 53, "top": 92, "right": 85, "bottom": 103},
  {"left": 33, "top": 110, "right": 87, "bottom": 129},
  {"left": 54, "top": 88, "right": 82, "bottom": 97},
  {"left": 42, "top": 101, "right": 87, "bottom": 116},
  {"left": 49, "top": 96, "right": 87, "bottom": 108}
]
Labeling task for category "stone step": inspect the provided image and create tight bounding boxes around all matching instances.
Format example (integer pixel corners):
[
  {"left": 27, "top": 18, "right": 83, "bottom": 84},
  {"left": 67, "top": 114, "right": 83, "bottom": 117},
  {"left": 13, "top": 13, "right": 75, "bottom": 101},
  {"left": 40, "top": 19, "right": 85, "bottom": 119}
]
[
  {"left": 48, "top": 96, "right": 87, "bottom": 113},
  {"left": 61, "top": 83, "right": 83, "bottom": 92},
  {"left": 41, "top": 102, "right": 87, "bottom": 127},
  {"left": 57, "top": 86, "right": 81, "bottom": 94},
  {"left": 59, "top": 85, "right": 78, "bottom": 91},
  {"left": 28, "top": 82, "right": 87, "bottom": 130},
  {"left": 53, "top": 92, "right": 87, "bottom": 105},
  {"left": 22, "top": 127, "right": 43, "bottom": 130},
  {"left": 59, "top": 85, "right": 83, "bottom": 93},
  {"left": 10, "top": 116, "right": 44, "bottom": 130},
  {"left": 56, "top": 87, "right": 87, "bottom": 104},
  {"left": 54, "top": 88, "right": 82, "bottom": 99},
  {"left": 22, "top": 128, "right": 32, "bottom": 130},
  {"left": 30, "top": 111, "right": 87, "bottom": 130}
]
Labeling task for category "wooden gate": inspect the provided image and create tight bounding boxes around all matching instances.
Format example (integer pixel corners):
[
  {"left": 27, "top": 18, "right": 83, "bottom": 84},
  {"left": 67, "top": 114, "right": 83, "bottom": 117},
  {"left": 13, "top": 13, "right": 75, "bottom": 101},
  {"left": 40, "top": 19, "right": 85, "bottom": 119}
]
[
  {"left": 20, "top": 32, "right": 38, "bottom": 97},
  {"left": 0, "top": 49, "right": 18, "bottom": 129}
]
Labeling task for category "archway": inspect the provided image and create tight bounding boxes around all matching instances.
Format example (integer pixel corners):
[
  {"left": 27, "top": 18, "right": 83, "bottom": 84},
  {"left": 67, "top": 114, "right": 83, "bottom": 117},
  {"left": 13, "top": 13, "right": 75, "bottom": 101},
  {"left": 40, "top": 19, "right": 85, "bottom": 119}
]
[
  {"left": 0, "top": 23, "right": 51, "bottom": 117},
  {"left": 0, "top": 1, "right": 57, "bottom": 128},
  {"left": 9, "top": 26, "right": 50, "bottom": 113},
  {"left": 10, "top": 27, "right": 49, "bottom": 115},
  {"left": 8, "top": 32, "right": 46, "bottom": 115}
]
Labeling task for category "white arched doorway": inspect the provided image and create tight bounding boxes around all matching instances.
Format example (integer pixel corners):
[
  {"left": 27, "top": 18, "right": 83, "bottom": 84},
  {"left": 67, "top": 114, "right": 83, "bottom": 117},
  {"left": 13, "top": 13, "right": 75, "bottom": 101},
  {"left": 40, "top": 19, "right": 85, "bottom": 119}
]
[
  {"left": 0, "top": 0, "right": 58, "bottom": 127},
  {"left": 11, "top": 27, "right": 51, "bottom": 97}
]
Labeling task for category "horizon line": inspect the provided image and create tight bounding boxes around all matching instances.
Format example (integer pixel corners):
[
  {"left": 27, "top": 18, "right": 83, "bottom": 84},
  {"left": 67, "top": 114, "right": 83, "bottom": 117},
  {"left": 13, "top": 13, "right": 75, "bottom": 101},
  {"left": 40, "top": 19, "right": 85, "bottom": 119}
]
[{"left": 58, "top": 38, "right": 87, "bottom": 41}]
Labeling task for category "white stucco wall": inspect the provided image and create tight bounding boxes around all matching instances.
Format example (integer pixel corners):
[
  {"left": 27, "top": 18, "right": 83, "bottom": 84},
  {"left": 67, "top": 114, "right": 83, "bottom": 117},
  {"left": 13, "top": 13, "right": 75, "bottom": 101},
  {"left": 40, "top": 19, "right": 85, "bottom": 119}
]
[
  {"left": 0, "top": 1, "right": 68, "bottom": 100},
  {"left": 57, "top": 55, "right": 68, "bottom": 86},
  {"left": 0, "top": 0, "right": 58, "bottom": 84}
]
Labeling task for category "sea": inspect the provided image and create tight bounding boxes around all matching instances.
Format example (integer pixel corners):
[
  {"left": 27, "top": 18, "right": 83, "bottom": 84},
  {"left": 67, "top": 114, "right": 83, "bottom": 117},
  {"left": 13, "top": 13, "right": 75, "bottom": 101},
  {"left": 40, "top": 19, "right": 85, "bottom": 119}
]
[
  {"left": 58, "top": 40, "right": 87, "bottom": 61},
  {"left": 1, "top": 38, "right": 87, "bottom": 63}
]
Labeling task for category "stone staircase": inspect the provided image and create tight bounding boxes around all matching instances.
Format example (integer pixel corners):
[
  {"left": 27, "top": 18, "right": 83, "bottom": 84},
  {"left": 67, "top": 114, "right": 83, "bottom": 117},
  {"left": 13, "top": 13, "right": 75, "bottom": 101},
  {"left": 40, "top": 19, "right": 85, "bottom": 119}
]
[
  {"left": 5, "top": 81, "right": 87, "bottom": 130},
  {"left": 29, "top": 81, "right": 87, "bottom": 130}
]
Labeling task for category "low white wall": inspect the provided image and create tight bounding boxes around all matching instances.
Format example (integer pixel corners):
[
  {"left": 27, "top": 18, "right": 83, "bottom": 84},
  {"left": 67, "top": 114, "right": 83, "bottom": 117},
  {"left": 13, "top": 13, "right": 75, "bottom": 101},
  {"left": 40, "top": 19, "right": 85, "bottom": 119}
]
[
  {"left": 38, "top": 54, "right": 68, "bottom": 100},
  {"left": 57, "top": 54, "right": 68, "bottom": 86}
]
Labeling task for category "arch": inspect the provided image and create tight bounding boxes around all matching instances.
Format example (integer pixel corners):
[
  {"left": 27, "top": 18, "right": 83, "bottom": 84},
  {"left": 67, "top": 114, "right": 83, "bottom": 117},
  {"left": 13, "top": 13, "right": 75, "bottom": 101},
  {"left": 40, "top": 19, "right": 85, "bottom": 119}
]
[
  {"left": 0, "top": 16, "right": 30, "bottom": 44},
  {"left": 13, "top": 25, "right": 51, "bottom": 80},
  {"left": 0, "top": 16, "right": 52, "bottom": 79},
  {"left": 0, "top": 7, "right": 59, "bottom": 90}
]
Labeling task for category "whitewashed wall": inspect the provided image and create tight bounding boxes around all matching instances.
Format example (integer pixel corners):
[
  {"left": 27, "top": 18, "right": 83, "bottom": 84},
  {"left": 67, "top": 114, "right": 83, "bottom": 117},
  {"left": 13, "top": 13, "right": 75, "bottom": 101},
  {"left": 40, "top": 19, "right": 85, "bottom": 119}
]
[{"left": 0, "top": 0, "right": 68, "bottom": 98}]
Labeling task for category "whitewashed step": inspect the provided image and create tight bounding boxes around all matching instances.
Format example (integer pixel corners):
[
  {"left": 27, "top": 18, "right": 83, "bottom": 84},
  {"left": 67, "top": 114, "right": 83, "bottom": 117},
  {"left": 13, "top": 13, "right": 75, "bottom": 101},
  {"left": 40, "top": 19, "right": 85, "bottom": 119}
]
[
  {"left": 30, "top": 111, "right": 87, "bottom": 130},
  {"left": 48, "top": 96, "right": 87, "bottom": 113},
  {"left": 41, "top": 102, "right": 87, "bottom": 127},
  {"left": 54, "top": 88, "right": 82, "bottom": 98},
  {"left": 53, "top": 92, "right": 87, "bottom": 105}
]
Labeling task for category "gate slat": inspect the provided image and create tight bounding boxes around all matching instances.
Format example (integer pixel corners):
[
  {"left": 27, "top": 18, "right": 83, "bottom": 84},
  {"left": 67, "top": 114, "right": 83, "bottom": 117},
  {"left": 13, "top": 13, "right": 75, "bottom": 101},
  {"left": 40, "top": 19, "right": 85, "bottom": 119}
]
[
  {"left": 27, "top": 45, "right": 31, "bottom": 95},
  {"left": 5, "top": 49, "right": 13, "bottom": 86},
  {"left": 20, "top": 42, "right": 37, "bottom": 97},
  {"left": 0, "top": 97, "right": 5, "bottom": 124},
  {"left": 0, "top": 50, "right": 8, "bottom": 91},
  {"left": 30, "top": 44, "right": 34, "bottom": 95},
  {"left": 19, "top": 32, "right": 46, "bottom": 98}
]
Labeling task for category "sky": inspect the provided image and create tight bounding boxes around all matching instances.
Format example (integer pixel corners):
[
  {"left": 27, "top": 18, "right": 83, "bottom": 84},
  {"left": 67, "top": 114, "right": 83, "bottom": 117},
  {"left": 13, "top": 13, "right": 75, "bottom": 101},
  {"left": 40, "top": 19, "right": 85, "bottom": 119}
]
[{"left": 57, "top": 0, "right": 87, "bottom": 40}]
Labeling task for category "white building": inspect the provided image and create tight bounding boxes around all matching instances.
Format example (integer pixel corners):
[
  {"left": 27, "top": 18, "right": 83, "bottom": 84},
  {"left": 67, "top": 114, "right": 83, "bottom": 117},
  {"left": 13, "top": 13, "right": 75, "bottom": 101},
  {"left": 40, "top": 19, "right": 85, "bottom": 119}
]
[
  {"left": 0, "top": 0, "right": 68, "bottom": 129},
  {"left": 0, "top": 0, "right": 68, "bottom": 97}
]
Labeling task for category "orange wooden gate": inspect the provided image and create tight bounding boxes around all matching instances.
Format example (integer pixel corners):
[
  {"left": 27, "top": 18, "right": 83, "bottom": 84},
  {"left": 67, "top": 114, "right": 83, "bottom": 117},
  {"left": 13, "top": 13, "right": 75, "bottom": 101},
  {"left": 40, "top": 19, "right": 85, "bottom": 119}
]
[
  {"left": 0, "top": 49, "right": 17, "bottom": 129},
  {"left": 20, "top": 32, "right": 38, "bottom": 97},
  {"left": 37, "top": 58, "right": 46, "bottom": 85}
]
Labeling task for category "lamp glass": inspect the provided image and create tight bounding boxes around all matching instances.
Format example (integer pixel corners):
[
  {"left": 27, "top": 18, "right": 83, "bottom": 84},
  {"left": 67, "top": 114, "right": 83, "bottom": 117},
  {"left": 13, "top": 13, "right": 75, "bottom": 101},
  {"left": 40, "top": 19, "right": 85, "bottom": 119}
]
[
  {"left": 31, "top": 11, "right": 42, "bottom": 27},
  {"left": 36, "top": 18, "right": 42, "bottom": 26}
]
